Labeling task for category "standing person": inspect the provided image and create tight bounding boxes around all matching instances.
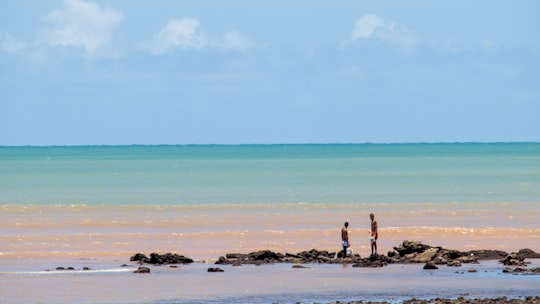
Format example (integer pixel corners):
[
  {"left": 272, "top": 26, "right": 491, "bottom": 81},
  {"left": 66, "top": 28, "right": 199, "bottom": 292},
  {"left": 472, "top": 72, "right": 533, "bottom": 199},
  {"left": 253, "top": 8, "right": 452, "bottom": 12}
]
[
  {"left": 341, "top": 221, "right": 349, "bottom": 257},
  {"left": 369, "top": 213, "right": 378, "bottom": 256}
]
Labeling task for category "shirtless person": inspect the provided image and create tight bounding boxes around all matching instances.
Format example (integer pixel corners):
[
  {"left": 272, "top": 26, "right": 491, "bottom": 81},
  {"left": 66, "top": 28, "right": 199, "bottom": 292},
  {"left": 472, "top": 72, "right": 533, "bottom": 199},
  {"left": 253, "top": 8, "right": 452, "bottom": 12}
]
[
  {"left": 370, "top": 213, "right": 378, "bottom": 256},
  {"left": 341, "top": 221, "right": 349, "bottom": 257}
]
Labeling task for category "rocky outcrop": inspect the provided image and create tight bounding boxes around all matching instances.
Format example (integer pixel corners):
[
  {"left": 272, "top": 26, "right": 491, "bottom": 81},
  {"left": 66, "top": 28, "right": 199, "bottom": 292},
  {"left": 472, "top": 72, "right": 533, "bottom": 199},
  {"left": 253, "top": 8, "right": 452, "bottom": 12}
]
[
  {"left": 128, "top": 242, "right": 539, "bottom": 271},
  {"left": 390, "top": 240, "right": 480, "bottom": 266},
  {"left": 516, "top": 248, "right": 540, "bottom": 259},
  {"left": 217, "top": 249, "right": 388, "bottom": 267},
  {"left": 216, "top": 249, "right": 342, "bottom": 265},
  {"left": 130, "top": 252, "right": 194, "bottom": 265},
  {"left": 213, "top": 241, "right": 540, "bottom": 268},
  {"left": 500, "top": 253, "right": 529, "bottom": 266}
]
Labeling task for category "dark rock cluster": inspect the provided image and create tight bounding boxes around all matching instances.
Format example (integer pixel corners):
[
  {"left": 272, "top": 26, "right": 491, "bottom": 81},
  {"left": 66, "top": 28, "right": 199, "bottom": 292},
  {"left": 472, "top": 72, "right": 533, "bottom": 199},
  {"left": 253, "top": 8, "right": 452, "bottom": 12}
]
[
  {"left": 215, "top": 249, "right": 339, "bottom": 265},
  {"left": 130, "top": 252, "right": 194, "bottom": 265},
  {"left": 502, "top": 267, "right": 540, "bottom": 275},
  {"left": 329, "top": 296, "right": 540, "bottom": 304},
  {"left": 49, "top": 266, "right": 91, "bottom": 271},
  {"left": 207, "top": 267, "right": 224, "bottom": 272},
  {"left": 499, "top": 253, "right": 529, "bottom": 267},
  {"left": 389, "top": 240, "right": 481, "bottom": 266},
  {"left": 216, "top": 249, "right": 390, "bottom": 268},
  {"left": 516, "top": 248, "right": 540, "bottom": 259}
]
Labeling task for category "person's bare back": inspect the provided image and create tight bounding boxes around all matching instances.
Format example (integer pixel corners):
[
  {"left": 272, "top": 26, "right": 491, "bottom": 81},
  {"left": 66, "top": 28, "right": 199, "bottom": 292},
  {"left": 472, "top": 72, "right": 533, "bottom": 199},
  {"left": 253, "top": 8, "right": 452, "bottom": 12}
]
[{"left": 340, "top": 222, "right": 349, "bottom": 257}]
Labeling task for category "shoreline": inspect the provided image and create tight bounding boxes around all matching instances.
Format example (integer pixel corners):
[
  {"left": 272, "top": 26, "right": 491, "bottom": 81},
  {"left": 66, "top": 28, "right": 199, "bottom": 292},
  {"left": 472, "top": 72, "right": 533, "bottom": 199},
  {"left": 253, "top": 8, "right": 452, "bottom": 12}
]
[{"left": 2, "top": 255, "right": 539, "bottom": 304}]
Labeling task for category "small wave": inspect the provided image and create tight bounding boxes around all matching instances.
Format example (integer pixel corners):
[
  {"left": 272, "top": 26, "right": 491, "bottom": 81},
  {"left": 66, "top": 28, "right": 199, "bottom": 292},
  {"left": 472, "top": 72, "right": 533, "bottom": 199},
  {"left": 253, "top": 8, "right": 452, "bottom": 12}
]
[{"left": 0, "top": 268, "right": 136, "bottom": 276}]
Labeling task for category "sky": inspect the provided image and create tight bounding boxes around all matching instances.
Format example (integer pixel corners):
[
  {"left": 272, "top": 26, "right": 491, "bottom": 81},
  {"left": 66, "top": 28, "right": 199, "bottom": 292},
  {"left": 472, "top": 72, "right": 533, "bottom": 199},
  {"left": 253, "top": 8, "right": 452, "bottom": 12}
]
[{"left": 1, "top": 0, "right": 539, "bottom": 145}]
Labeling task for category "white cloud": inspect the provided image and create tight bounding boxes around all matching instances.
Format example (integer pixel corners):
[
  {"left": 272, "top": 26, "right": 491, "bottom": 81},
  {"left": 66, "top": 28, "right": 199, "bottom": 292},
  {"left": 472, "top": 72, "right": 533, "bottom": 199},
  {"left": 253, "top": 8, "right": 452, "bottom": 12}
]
[
  {"left": 1, "top": 34, "right": 27, "bottom": 53},
  {"left": 148, "top": 18, "right": 204, "bottom": 54},
  {"left": 41, "top": 0, "right": 123, "bottom": 58},
  {"left": 148, "top": 18, "right": 251, "bottom": 54},
  {"left": 351, "top": 14, "right": 416, "bottom": 49},
  {"left": 351, "top": 14, "right": 385, "bottom": 40}
]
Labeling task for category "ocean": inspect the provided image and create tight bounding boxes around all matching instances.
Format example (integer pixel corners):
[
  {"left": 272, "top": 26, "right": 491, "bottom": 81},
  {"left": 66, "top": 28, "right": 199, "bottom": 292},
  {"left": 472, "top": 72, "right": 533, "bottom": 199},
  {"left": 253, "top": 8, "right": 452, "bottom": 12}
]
[{"left": 1, "top": 143, "right": 539, "bottom": 303}]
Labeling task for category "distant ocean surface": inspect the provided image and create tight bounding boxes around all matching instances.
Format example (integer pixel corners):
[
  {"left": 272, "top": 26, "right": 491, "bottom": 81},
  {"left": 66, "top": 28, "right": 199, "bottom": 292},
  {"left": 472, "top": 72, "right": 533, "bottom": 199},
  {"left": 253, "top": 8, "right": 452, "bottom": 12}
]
[
  {"left": 1, "top": 143, "right": 540, "bottom": 304},
  {"left": 2, "top": 143, "right": 539, "bottom": 205}
]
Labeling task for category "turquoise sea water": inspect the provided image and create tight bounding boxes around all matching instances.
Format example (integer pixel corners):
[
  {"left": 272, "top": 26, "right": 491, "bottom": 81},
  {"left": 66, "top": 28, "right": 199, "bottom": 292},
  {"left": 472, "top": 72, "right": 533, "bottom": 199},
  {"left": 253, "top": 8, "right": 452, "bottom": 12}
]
[{"left": 1, "top": 143, "right": 539, "bottom": 205}]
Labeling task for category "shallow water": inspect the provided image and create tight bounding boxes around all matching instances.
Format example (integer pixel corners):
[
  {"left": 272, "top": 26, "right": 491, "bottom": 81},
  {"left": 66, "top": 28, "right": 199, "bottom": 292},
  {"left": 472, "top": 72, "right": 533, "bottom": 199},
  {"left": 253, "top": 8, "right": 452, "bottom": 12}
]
[
  {"left": 1, "top": 259, "right": 539, "bottom": 304},
  {"left": 1, "top": 202, "right": 539, "bottom": 261}
]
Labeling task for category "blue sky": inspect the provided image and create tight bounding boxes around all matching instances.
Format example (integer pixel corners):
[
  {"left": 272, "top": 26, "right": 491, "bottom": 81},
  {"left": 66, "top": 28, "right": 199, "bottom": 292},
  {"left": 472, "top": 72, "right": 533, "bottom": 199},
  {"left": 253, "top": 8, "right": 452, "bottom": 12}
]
[{"left": 1, "top": 0, "right": 539, "bottom": 145}]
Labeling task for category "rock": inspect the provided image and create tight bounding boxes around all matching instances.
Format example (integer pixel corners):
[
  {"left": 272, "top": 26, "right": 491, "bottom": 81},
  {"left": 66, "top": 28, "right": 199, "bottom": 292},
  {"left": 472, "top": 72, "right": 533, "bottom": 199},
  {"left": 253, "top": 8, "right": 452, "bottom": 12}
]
[
  {"left": 466, "top": 249, "right": 508, "bottom": 260},
  {"left": 149, "top": 253, "right": 194, "bottom": 265},
  {"left": 468, "top": 269, "right": 478, "bottom": 273},
  {"left": 517, "top": 248, "right": 540, "bottom": 259},
  {"left": 134, "top": 266, "right": 150, "bottom": 273},
  {"left": 207, "top": 267, "right": 224, "bottom": 272},
  {"left": 215, "top": 256, "right": 229, "bottom": 265},
  {"left": 67, "top": 267, "right": 75, "bottom": 270},
  {"left": 83, "top": 267, "right": 91, "bottom": 271},
  {"left": 432, "top": 256, "right": 448, "bottom": 265},
  {"left": 225, "top": 253, "right": 245, "bottom": 259},
  {"left": 500, "top": 253, "right": 528, "bottom": 266},
  {"left": 412, "top": 247, "right": 440, "bottom": 263},
  {"left": 292, "top": 265, "right": 309, "bottom": 269},
  {"left": 317, "top": 256, "right": 332, "bottom": 263},
  {"left": 217, "top": 248, "right": 342, "bottom": 265},
  {"left": 394, "top": 240, "right": 431, "bottom": 257},
  {"left": 352, "top": 254, "right": 389, "bottom": 268},
  {"left": 387, "top": 250, "right": 397, "bottom": 258},
  {"left": 130, "top": 253, "right": 150, "bottom": 263},
  {"left": 248, "top": 250, "right": 283, "bottom": 262},
  {"left": 447, "top": 260, "right": 462, "bottom": 267},
  {"left": 502, "top": 267, "right": 540, "bottom": 275},
  {"left": 56, "top": 267, "right": 65, "bottom": 270},
  {"left": 423, "top": 262, "right": 438, "bottom": 270},
  {"left": 456, "top": 255, "right": 479, "bottom": 264},
  {"left": 130, "top": 252, "right": 194, "bottom": 265},
  {"left": 437, "top": 249, "right": 464, "bottom": 261}
]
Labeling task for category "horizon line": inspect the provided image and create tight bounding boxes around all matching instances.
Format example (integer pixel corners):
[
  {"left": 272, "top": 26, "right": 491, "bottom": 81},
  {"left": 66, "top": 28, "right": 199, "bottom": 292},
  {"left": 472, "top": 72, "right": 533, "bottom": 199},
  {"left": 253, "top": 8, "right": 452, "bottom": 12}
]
[{"left": 1, "top": 141, "right": 539, "bottom": 148}]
